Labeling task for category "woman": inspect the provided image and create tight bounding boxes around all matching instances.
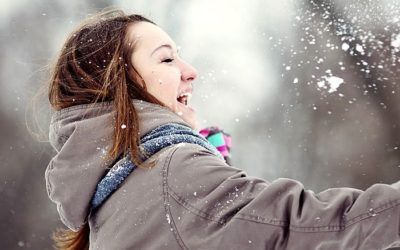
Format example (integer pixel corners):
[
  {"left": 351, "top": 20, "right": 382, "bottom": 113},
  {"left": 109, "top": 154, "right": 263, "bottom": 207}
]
[{"left": 45, "top": 9, "right": 400, "bottom": 250}]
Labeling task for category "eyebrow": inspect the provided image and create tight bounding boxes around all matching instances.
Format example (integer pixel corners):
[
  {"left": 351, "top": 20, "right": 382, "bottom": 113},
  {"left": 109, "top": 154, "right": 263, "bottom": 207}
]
[{"left": 151, "top": 44, "right": 179, "bottom": 56}]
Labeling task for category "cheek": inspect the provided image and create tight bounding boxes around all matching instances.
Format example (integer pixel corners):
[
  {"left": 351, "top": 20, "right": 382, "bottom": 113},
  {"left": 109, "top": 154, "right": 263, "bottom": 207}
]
[
  {"left": 145, "top": 67, "right": 178, "bottom": 83},
  {"left": 144, "top": 70, "right": 180, "bottom": 106},
  {"left": 148, "top": 68, "right": 181, "bottom": 90}
]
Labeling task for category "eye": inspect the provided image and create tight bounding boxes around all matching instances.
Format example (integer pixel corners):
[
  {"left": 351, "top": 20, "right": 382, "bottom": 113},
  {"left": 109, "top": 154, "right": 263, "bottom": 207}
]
[{"left": 162, "top": 58, "right": 174, "bottom": 63}]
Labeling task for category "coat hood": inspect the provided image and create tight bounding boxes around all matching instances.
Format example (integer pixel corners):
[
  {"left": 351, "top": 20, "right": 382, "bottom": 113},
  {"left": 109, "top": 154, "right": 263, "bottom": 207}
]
[{"left": 45, "top": 99, "right": 191, "bottom": 231}]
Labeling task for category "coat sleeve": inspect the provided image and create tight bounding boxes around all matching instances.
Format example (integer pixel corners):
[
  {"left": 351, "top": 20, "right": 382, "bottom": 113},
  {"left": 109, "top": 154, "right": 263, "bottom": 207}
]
[{"left": 162, "top": 143, "right": 400, "bottom": 250}]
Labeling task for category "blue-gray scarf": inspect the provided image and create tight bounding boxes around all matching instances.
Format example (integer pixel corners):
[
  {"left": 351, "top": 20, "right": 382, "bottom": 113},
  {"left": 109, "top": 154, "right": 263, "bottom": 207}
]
[{"left": 90, "top": 123, "right": 224, "bottom": 211}]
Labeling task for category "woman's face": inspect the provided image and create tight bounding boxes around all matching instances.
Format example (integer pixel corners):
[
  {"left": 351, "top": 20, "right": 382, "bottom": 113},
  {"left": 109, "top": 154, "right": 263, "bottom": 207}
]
[{"left": 127, "top": 21, "right": 199, "bottom": 130}]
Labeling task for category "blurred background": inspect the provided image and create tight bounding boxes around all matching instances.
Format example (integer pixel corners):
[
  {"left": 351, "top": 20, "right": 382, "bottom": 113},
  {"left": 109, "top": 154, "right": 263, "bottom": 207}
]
[{"left": 1, "top": 0, "right": 400, "bottom": 249}]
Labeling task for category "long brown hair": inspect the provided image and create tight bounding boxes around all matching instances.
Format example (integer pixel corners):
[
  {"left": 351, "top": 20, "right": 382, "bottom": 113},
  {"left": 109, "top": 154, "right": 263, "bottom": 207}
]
[{"left": 47, "top": 8, "right": 165, "bottom": 250}]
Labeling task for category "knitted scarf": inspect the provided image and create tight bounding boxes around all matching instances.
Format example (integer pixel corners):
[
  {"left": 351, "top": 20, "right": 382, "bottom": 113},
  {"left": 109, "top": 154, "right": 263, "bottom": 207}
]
[{"left": 90, "top": 123, "right": 224, "bottom": 211}]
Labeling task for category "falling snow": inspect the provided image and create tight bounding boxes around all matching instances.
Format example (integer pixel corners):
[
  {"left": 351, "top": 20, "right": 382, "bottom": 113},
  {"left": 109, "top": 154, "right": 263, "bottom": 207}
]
[
  {"left": 317, "top": 75, "right": 344, "bottom": 93},
  {"left": 5, "top": 2, "right": 400, "bottom": 249},
  {"left": 355, "top": 44, "right": 365, "bottom": 54},
  {"left": 326, "top": 76, "right": 344, "bottom": 93}
]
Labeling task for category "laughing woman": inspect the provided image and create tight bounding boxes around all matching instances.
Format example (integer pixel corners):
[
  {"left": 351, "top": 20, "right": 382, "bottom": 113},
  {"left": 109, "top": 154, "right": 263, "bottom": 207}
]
[{"left": 45, "top": 9, "right": 400, "bottom": 250}]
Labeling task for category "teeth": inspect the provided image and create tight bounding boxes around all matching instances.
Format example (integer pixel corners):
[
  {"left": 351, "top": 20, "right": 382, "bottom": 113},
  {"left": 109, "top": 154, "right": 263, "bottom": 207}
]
[
  {"left": 178, "top": 92, "right": 192, "bottom": 98},
  {"left": 177, "top": 92, "right": 192, "bottom": 106}
]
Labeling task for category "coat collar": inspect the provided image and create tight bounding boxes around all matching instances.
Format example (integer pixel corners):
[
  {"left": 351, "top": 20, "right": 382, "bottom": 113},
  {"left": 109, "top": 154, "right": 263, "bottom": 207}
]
[{"left": 46, "top": 99, "right": 190, "bottom": 231}]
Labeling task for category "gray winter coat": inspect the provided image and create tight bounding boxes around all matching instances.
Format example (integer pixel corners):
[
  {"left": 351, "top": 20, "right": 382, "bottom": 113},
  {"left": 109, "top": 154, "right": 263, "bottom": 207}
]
[{"left": 46, "top": 99, "right": 400, "bottom": 249}]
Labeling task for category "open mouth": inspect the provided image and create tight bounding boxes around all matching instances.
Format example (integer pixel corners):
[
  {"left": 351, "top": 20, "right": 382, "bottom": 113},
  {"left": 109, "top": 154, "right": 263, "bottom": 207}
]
[
  {"left": 177, "top": 96, "right": 188, "bottom": 106},
  {"left": 177, "top": 93, "right": 191, "bottom": 106}
]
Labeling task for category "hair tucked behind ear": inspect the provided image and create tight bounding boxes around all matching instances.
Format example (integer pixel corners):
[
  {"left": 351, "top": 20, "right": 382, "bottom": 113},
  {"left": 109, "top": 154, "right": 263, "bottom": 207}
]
[{"left": 45, "top": 8, "right": 164, "bottom": 249}]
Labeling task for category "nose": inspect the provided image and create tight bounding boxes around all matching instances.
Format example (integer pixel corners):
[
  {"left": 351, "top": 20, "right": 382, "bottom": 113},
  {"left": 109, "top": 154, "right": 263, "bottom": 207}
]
[{"left": 180, "top": 59, "right": 198, "bottom": 83}]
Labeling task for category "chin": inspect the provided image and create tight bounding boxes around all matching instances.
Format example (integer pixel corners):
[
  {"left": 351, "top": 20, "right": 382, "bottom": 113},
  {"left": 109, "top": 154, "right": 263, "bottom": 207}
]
[{"left": 188, "top": 119, "right": 200, "bottom": 131}]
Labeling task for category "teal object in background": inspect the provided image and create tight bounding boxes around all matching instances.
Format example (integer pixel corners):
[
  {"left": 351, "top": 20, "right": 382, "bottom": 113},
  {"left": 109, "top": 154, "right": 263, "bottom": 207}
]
[{"left": 207, "top": 132, "right": 224, "bottom": 147}]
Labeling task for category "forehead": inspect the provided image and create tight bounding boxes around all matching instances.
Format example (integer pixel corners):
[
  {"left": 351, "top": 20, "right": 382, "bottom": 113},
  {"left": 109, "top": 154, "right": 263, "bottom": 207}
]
[{"left": 128, "top": 21, "right": 176, "bottom": 50}]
